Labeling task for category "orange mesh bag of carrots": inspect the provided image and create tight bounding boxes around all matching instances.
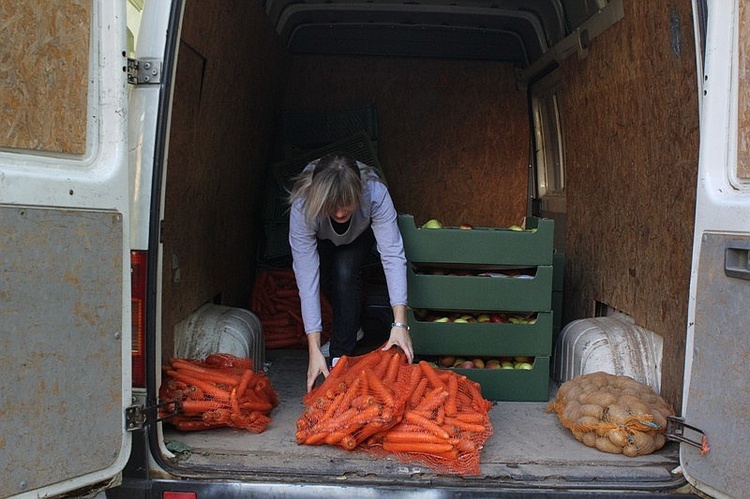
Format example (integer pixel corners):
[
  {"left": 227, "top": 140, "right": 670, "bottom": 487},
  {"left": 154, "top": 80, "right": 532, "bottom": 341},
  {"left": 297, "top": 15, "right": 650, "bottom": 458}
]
[
  {"left": 296, "top": 347, "right": 411, "bottom": 451},
  {"left": 159, "top": 353, "right": 279, "bottom": 433},
  {"left": 546, "top": 371, "right": 679, "bottom": 456},
  {"left": 297, "top": 348, "right": 494, "bottom": 475},
  {"left": 251, "top": 269, "right": 333, "bottom": 349},
  {"left": 362, "top": 360, "right": 494, "bottom": 475}
]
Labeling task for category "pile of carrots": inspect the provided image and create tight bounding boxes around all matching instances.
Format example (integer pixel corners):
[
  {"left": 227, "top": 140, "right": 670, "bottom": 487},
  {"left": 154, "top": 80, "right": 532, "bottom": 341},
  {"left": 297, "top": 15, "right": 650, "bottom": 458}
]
[
  {"left": 250, "top": 269, "right": 332, "bottom": 349},
  {"left": 159, "top": 353, "right": 279, "bottom": 433},
  {"left": 298, "top": 347, "right": 494, "bottom": 475}
]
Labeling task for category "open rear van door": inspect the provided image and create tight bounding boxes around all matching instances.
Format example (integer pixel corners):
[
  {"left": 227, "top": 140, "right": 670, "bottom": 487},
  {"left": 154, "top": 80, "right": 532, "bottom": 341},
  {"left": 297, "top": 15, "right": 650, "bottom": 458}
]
[
  {"left": 681, "top": 2, "right": 750, "bottom": 497},
  {"left": 0, "top": 1, "right": 132, "bottom": 497}
]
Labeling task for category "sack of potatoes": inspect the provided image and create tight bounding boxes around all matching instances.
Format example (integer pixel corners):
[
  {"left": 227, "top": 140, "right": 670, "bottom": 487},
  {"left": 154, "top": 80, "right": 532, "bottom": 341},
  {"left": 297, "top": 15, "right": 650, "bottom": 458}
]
[{"left": 546, "top": 371, "right": 675, "bottom": 457}]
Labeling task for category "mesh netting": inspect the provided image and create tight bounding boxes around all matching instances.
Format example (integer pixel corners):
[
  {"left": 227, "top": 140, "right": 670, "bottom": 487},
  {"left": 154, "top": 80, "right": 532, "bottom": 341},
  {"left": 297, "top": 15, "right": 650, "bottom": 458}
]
[
  {"left": 159, "top": 354, "right": 279, "bottom": 433},
  {"left": 251, "top": 269, "right": 333, "bottom": 349},
  {"left": 297, "top": 347, "right": 494, "bottom": 475},
  {"left": 546, "top": 371, "right": 676, "bottom": 456}
]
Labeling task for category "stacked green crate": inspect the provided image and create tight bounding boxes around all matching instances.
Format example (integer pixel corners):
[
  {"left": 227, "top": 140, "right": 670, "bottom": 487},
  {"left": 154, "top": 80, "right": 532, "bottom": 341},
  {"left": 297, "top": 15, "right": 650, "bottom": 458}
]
[{"left": 398, "top": 214, "right": 555, "bottom": 401}]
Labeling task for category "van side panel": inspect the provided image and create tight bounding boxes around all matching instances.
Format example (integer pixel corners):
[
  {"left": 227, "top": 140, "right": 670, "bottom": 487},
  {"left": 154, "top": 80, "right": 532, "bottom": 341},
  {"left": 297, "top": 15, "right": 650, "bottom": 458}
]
[
  {"left": 560, "top": 2, "right": 699, "bottom": 408},
  {"left": 160, "top": 0, "right": 291, "bottom": 356}
]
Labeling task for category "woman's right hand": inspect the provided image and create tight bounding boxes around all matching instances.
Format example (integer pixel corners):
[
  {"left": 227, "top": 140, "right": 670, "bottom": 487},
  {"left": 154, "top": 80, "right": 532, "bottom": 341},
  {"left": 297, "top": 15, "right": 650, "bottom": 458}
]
[{"left": 307, "top": 332, "right": 329, "bottom": 392}]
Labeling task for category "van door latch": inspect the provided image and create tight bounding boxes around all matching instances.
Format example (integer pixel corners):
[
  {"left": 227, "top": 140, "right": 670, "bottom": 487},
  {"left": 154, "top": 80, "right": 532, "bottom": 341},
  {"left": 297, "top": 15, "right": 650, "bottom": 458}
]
[
  {"left": 126, "top": 58, "right": 162, "bottom": 85},
  {"left": 666, "top": 416, "right": 710, "bottom": 455},
  {"left": 125, "top": 400, "right": 179, "bottom": 431}
]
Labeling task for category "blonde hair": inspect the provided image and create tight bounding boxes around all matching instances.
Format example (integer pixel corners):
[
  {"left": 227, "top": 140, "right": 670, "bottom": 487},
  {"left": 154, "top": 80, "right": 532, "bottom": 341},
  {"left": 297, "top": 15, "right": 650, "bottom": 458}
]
[{"left": 288, "top": 154, "right": 380, "bottom": 226}]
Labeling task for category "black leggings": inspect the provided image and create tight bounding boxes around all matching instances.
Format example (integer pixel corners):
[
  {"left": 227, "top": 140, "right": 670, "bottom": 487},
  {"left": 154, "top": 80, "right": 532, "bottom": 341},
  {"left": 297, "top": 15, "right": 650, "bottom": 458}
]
[{"left": 317, "top": 227, "right": 376, "bottom": 358}]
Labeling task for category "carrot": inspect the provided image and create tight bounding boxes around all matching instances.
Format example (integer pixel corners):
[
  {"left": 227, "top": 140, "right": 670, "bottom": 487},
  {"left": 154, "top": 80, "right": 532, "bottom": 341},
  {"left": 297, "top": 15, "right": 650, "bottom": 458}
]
[
  {"left": 385, "top": 431, "right": 450, "bottom": 444},
  {"left": 455, "top": 412, "right": 487, "bottom": 424},
  {"left": 452, "top": 438, "right": 477, "bottom": 452},
  {"left": 384, "top": 350, "right": 403, "bottom": 385},
  {"left": 443, "top": 416, "right": 487, "bottom": 433},
  {"left": 235, "top": 369, "right": 254, "bottom": 398},
  {"left": 405, "top": 411, "right": 450, "bottom": 440},
  {"left": 327, "top": 355, "right": 349, "bottom": 380},
  {"left": 239, "top": 400, "right": 273, "bottom": 413},
  {"left": 435, "top": 406, "right": 446, "bottom": 425},
  {"left": 413, "top": 386, "right": 448, "bottom": 413},
  {"left": 166, "top": 370, "right": 231, "bottom": 402},
  {"left": 303, "top": 432, "right": 329, "bottom": 445},
  {"left": 230, "top": 389, "right": 241, "bottom": 415},
  {"left": 180, "top": 399, "right": 225, "bottom": 414},
  {"left": 366, "top": 370, "right": 394, "bottom": 407},
  {"left": 334, "top": 374, "right": 362, "bottom": 416},
  {"left": 418, "top": 360, "right": 445, "bottom": 389},
  {"left": 408, "top": 378, "right": 429, "bottom": 409},
  {"left": 382, "top": 441, "right": 454, "bottom": 454},
  {"left": 444, "top": 375, "right": 458, "bottom": 417},
  {"left": 354, "top": 420, "right": 387, "bottom": 443},
  {"left": 170, "top": 359, "right": 241, "bottom": 386}
]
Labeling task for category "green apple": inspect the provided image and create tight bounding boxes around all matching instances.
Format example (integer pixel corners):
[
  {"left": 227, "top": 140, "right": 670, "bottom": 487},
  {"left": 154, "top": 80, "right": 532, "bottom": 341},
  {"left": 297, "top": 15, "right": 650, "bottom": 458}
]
[
  {"left": 433, "top": 316, "right": 451, "bottom": 323},
  {"left": 508, "top": 225, "right": 524, "bottom": 231},
  {"left": 422, "top": 219, "right": 443, "bottom": 229},
  {"left": 453, "top": 317, "right": 469, "bottom": 323},
  {"left": 514, "top": 362, "right": 533, "bottom": 370},
  {"left": 453, "top": 357, "right": 467, "bottom": 368},
  {"left": 476, "top": 314, "right": 491, "bottom": 323}
]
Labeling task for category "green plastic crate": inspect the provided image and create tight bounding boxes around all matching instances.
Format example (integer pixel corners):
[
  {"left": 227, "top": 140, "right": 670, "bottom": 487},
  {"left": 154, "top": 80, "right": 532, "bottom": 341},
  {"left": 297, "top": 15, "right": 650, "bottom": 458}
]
[
  {"left": 398, "top": 214, "right": 554, "bottom": 266},
  {"left": 406, "top": 265, "right": 553, "bottom": 312},
  {"left": 446, "top": 356, "right": 550, "bottom": 401},
  {"left": 408, "top": 309, "right": 553, "bottom": 357}
]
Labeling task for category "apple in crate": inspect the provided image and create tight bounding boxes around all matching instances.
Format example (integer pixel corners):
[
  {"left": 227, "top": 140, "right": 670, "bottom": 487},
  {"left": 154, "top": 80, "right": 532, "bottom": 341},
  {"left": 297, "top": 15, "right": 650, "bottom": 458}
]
[
  {"left": 486, "top": 359, "right": 501, "bottom": 369},
  {"left": 514, "top": 362, "right": 533, "bottom": 370},
  {"left": 453, "top": 357, "right": 467, "bottom": 368},
  {"left": 476, "top": 314, "right": 491, "bottom": 323},
  {"left": 472, "top": 358, "right": 485, "bottom": 369},
  {"left": 458, "top": 223, "right": 474, "bottom": 229},
  {"left": 459, "top": 360, "right": 476, "bottom": 369},
  {"left": 439, "top": 355, "right": 456, "bottom": 367},
  {"left": 433, "top": 316, "right": 451, "bottom": 322},
  {"left": 422, "top": 219, "right": 443, "bottom": 229}
]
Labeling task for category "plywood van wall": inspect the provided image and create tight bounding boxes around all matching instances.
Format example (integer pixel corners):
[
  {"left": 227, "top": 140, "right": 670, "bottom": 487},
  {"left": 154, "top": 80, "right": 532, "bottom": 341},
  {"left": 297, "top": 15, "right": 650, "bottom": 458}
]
[
  {"left": 1, "top": 1, "right": 89, "bottom": 154},
  {"left": 161, "top": 1, "right": 290, "bottom": 357},
  {"left": 283, "top": 57, "right": 529, "bottom": 228},
  {"left": 561, "top": 2, "right": 699, "bottom": 409}
]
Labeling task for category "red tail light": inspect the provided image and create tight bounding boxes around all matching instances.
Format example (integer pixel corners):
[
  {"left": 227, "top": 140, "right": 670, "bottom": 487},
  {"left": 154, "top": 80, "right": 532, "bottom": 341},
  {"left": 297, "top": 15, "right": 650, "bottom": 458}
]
[{"left": 131, "top": 250, "right": 148, "bottom": 388}]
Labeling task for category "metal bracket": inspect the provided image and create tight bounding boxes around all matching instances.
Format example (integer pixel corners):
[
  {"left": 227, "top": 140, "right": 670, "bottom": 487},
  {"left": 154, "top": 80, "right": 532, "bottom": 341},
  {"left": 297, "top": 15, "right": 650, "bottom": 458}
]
[
  {"left": 125, "top": 399, "right": 180, "bottom": 432},
  {"left": 666, "top": 415, "right": 711, "bottom": 455},
  {"left": 127, "top": 58, "right": 162, "bottom": 85}
]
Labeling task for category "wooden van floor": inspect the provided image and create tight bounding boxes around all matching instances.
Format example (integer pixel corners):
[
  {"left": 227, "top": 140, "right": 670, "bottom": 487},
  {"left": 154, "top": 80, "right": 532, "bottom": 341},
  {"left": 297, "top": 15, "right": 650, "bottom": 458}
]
[{"left": 161, "top": 347, "right": 684, "bottom": 491}]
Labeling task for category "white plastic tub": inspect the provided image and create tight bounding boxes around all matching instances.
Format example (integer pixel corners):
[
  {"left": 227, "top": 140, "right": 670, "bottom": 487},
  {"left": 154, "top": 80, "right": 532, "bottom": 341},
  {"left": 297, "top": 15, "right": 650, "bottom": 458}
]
[
  {"left": 174, "top": 303, "right": 265, "bottom": 370},
  {"left": 553, "top": 314, "right": 663, "bottom": 393}
]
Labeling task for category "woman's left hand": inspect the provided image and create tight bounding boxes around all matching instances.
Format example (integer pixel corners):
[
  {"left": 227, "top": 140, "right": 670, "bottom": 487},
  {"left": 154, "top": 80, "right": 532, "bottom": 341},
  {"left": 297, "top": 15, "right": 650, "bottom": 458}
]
[{"left": 382, "top": 325, "right": 414, "bottom": 363}]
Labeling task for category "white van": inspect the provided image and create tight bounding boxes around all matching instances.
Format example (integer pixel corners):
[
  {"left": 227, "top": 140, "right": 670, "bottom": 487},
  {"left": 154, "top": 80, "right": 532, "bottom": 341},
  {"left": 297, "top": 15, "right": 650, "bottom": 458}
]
[{"left": 1, "top": 1, "right": 747, "bottom": 497}]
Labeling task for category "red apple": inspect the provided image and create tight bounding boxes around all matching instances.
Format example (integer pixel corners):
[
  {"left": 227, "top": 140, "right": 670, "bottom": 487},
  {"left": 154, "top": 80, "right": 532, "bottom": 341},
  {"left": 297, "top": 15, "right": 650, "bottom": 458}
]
[
  {"left": 485, "top": 359, "right": 501, "bottom": 369},
  {"left": 459, "top": 360, "right": 475, "bottom": 369},
  {"left": 458, "top": 223, "right": 474, "bottom": 230},
  {"left": 472, "top": 358, "right": 485, "bottom": 369},
  {"left": 439, "top": 355, "right": 456, "bottom": 367}
]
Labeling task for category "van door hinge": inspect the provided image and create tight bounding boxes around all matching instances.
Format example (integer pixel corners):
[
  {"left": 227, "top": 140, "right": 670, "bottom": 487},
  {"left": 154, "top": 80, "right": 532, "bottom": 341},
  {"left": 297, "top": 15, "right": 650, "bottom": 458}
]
[
  {"left": 125, "top": 400, "right": 179, "bottom": 432},
  {"left": 127, "top": 58, "right": 162, "bottom": 85},
  {"left": 666, "top": 416, "right": 711, "bottom": 455}
]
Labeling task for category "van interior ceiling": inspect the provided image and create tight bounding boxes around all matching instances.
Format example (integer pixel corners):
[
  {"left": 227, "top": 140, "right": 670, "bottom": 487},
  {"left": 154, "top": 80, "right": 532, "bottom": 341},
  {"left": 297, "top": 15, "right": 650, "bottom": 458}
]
[{"left": 155, "top": 0, "right": 700, "bottom": 491}]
